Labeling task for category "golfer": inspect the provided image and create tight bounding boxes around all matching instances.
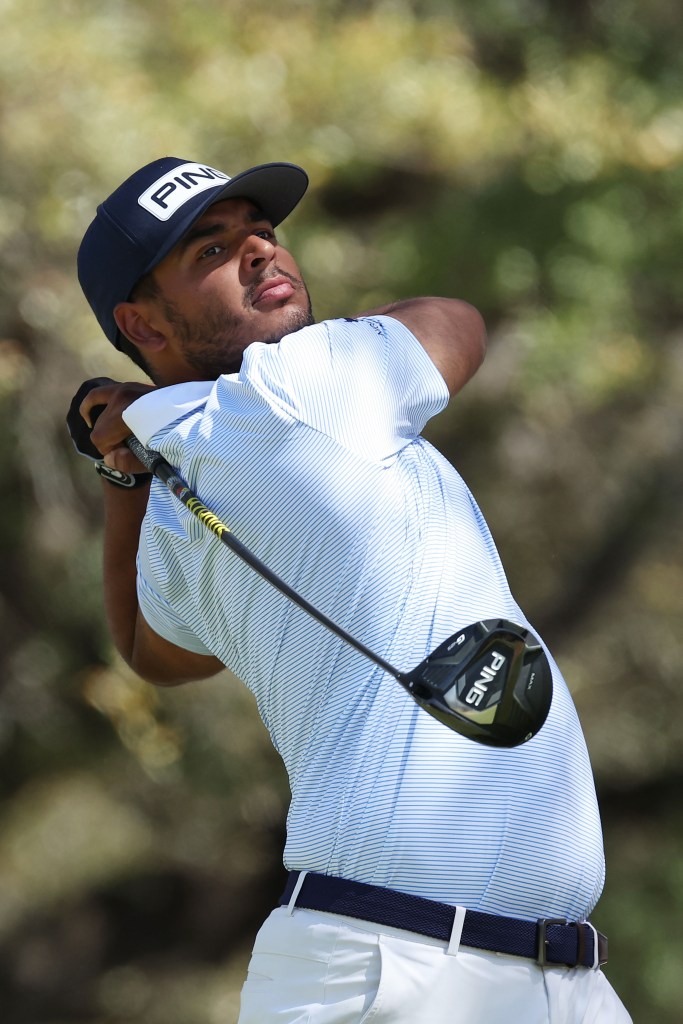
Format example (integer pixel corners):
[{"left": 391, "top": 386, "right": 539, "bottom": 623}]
[{"left": 72, "top": 156, "right": 631, "bottom": 1023}]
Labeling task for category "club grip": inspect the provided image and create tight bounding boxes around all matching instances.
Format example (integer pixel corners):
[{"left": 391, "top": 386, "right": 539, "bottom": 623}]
[{"left": 125, "top": 435, "right": 166, "bottom": 475}]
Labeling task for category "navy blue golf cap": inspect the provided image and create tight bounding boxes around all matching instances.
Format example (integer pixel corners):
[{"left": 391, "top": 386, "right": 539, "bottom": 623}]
[{"left": 77, "top": 157, "right": 309, "bottom": 349}]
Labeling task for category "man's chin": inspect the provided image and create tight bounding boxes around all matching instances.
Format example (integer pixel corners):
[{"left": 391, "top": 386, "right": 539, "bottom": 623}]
[{"left": 260, "top": 304, "right": 315, "bottom": 343}]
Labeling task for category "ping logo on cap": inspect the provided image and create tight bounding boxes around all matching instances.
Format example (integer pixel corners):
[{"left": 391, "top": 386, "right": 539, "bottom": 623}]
[{"left": 138, "top": 163, "right": 231, "bottom": 221}]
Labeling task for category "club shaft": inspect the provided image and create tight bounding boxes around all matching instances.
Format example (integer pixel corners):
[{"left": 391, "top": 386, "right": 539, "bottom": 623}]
[{"left": 126, "top": 435, "right": 403, "bottom": 681}]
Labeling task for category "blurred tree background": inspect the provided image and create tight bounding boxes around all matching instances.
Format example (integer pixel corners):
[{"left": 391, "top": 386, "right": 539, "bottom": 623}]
[{"left": 0, "top": 0, "right": 681, "bottom": 1020}]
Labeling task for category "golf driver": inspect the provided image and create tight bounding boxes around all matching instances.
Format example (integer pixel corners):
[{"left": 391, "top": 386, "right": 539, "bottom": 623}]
[{"left": 67, "top": 387, "right": 553, "bottom": 747}]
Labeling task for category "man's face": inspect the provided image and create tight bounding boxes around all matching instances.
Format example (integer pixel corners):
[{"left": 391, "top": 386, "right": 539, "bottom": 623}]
[{"left": 140, "top": 197, "right": 313, "bottom": 381}]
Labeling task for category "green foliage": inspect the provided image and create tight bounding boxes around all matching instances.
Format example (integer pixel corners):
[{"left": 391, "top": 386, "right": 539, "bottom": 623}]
[{"left": 1, "top": 1, "right": 682, "bottom": 1020}]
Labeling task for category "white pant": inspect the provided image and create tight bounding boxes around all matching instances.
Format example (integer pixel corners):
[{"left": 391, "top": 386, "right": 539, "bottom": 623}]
[{"left": 237, "top": 907, "right": 632, "bottom": 1024}]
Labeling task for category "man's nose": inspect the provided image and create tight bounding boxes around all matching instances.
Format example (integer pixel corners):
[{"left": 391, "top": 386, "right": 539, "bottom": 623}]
[{"left": 241, "top": 233, "right": 276, "bottom": 274}]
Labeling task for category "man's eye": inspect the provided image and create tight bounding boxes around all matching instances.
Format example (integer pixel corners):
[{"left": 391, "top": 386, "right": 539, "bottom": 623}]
[
  {"left": 200, "top": 244, "right": 223, "bottom": 259},
  {"left": 254, "top": 229, "right": 276, "bottom": 241}
]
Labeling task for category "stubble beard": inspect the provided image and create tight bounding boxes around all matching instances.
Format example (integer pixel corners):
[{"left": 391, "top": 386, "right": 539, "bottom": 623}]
[{"left": 161, "top": 272, "right": 315, "bottom": 379}]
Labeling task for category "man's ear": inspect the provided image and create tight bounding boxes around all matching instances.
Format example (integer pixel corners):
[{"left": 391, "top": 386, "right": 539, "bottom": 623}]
[{"left": 114, "top": 302, "right": 168, "bottom": 353}]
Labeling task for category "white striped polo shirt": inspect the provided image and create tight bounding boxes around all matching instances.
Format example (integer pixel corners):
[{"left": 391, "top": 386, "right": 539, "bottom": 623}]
[{"left": 124, "top": 315, "right": 605, "bottom": 922}]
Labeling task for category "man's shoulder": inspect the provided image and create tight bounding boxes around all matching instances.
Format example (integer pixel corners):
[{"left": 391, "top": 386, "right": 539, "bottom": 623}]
[
  {"left": 327, "top": 313, "right": 411, "bottom": 336},
  {"left": 273, "top": 314, "right": 415, "bottom": 361}
]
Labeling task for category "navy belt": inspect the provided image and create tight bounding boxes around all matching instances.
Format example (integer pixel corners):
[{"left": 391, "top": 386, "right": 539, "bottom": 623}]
[{"left": 280, "top": 871, "right": 607, "bottom": 969}]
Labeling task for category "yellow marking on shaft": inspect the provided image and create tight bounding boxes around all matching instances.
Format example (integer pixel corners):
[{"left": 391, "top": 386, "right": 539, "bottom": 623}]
[{"left": 186, "top": 496, "right": 230, "bottom": 538}]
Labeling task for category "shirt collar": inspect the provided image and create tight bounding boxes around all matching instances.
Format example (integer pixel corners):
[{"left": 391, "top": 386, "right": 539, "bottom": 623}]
[{"left": 122, "top": 380, "right": 215, "bottom": 446}]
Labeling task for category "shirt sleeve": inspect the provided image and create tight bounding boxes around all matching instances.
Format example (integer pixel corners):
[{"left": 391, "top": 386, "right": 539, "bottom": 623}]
[
  {"left": 240, "top": 315, "right": 449, "bottom": 461},
  {"left": 135, "top": 516, "right": 214, "bottom": 656}
]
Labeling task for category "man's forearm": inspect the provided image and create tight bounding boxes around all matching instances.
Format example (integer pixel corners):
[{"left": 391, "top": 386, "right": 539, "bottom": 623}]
[{"left": 101, "top": 481, "right": 151, "bottom": 662}]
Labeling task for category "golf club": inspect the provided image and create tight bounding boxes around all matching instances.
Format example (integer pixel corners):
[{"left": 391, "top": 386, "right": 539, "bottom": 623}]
[{"left": 121, "top": 433, "right": 552, "bottom": 748}]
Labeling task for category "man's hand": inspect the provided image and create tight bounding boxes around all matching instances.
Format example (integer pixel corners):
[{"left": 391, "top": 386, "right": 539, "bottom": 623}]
[{"left": 76, "top": 378, "right": 156, "bottom": 477}]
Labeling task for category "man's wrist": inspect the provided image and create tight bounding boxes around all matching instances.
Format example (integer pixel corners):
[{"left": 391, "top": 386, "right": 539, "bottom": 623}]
[{"left": 95, "top": 462, "right": 152, "bottom": 489}]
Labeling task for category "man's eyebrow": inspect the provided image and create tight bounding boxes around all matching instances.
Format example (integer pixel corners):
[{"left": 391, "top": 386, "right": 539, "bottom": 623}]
[
  {"left": 177, "top": 221, "right": 226, "bottom": 255},
  {"left": 177, "top": 207, "right": 272, "bottom": 255}
]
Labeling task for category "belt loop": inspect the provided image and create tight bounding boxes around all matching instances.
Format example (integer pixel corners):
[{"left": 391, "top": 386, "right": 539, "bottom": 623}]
[
  {"left": 447, "top": 906, "right": 467, "bottom": 956},
  {"left": 585, "top": 922, "right": 600, "bottom": 970},
  {"left": 286, "top": 871, "right": 308, "bottom": 915}
]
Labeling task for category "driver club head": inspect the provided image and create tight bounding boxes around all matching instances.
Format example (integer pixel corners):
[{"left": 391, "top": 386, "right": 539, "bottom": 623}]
[{"left": 401, "top": 618, "right": 553, "bottom": 747}]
